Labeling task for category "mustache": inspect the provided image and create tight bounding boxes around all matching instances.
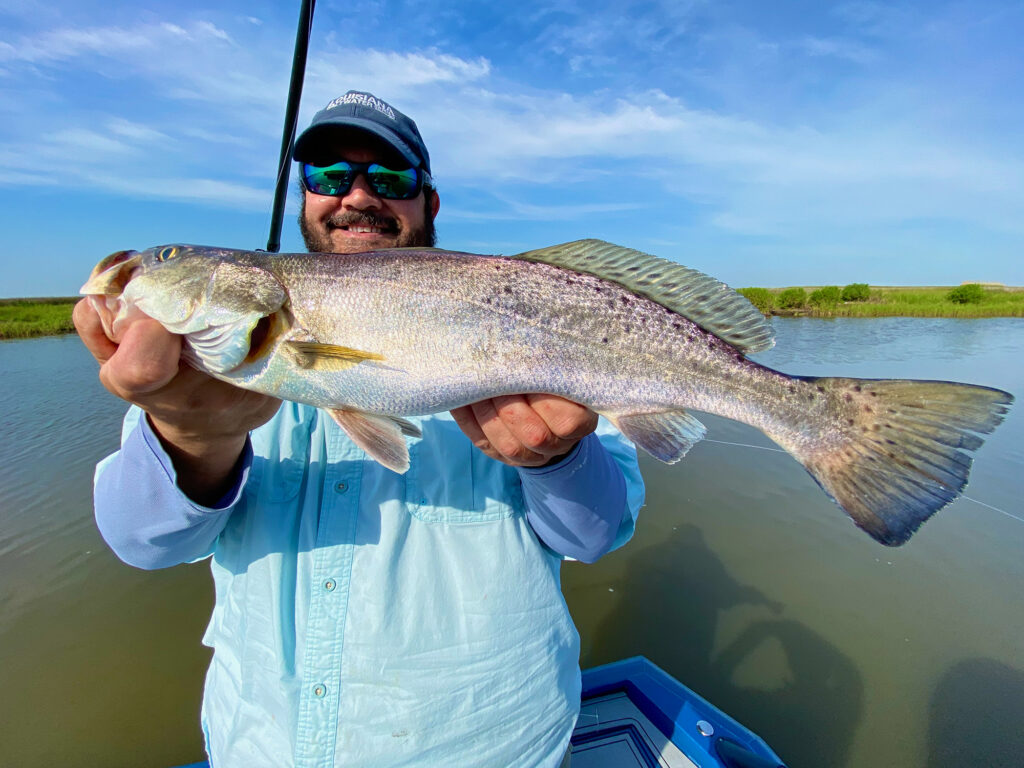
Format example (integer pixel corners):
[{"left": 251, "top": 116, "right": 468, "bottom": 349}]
[{"left": 326, "top": 212, "right": 400, "bottom": 232}]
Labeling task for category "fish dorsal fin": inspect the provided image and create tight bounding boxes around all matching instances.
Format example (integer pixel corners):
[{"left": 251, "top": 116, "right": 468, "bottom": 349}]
[{"left": 511, "top": 239, "right": 774, "bottom": 354}]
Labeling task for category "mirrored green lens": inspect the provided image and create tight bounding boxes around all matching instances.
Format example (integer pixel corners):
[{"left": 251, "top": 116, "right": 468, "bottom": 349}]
[
  {"left": 367, "top": 164, "right": 418, "bottom": 199},
  {"left": 303, "top": 162, "right": 355, "bottom": 196}
]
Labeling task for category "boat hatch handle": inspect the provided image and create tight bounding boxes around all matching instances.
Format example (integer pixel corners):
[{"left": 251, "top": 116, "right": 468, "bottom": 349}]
[
  {"left": 715, "top": 736, "right": 788, "bottom": 768},
  {"left": 266, "top": 0, "right": 316, "bottom": 253}
]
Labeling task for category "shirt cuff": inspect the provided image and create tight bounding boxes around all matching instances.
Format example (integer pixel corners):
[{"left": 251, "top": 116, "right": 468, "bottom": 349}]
[
  {"left": 138, "top": 413, "right": 253, "bottom": 511},
  {"left": 518, "top": 433, "right": 626, "bottom": 562}
]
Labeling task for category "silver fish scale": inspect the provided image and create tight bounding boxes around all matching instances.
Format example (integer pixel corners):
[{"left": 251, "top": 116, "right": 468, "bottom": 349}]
[{"left": 246, "top": 249, "right": 780, "bottom": 418}]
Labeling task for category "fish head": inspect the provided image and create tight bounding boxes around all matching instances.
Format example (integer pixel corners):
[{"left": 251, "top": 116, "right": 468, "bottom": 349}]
[{"left": 81, "top": 245, "right": 288, "bottom": 374}]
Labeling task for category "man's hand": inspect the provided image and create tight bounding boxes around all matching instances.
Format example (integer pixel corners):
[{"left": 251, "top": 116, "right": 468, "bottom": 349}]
[
  {"left": 450, "top": 394, "right": 598, "bottom": 468},
  {"left": 74, "top": 299, "right": 281, "bottom": 503}
]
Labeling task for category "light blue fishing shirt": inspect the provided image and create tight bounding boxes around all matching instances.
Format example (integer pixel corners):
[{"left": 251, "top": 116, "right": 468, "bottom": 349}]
[{"left": 94, "top": 403, "right": 644, "bottom": 768}]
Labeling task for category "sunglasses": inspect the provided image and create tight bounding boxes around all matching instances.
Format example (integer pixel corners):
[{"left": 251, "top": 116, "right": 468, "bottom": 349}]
[{"left": 300, "top": 160, "right": 431, "bottom": 200}]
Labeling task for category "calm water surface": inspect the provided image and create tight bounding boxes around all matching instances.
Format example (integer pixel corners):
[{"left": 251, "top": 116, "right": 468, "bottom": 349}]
[{"left": 2, "top": 319, "right": 1022, "bottom": 767}]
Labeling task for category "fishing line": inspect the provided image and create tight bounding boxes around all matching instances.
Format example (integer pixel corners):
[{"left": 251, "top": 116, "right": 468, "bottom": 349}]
[
  {"left": 703, "top": 438, "right": 785, "bottom": 453},
  {"left": 962, "top": 495, "right": 1024, "bottom": 525},
  {"left": 701, "top": 438, "right": 1024, "bottom": 526}
]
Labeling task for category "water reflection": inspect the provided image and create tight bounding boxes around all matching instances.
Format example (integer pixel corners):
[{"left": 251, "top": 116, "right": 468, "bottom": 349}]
[
  {"left": 579, "top": 525, "right": 861, "bottom": 768},
  {"left": 927, "top": 658, "right": 1024, "bottom": 767}
]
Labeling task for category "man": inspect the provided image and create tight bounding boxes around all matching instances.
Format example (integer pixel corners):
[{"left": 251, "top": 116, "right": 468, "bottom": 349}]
[{"left": 75, "top": 91, "right": 644, "bottom": 768}]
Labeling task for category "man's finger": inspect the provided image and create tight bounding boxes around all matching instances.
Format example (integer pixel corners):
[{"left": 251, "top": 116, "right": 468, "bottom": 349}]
[
  {"left": 450, "top": 405, "right": 490, "bottom": 451},
  {"left": 525, "top": 394, "right": 598, "bottom": 441},
  {"left": 103, "top": 318, "right": 181, "bottom": 395},
  {"left": 490, "top": 395, "right": 565, "bottom": 455},
  {"left": 471, "top": 399, "right": 548, "bottom": 464},
  {"left": 73, "top": 299, "right": 118, "bottom": 364}
]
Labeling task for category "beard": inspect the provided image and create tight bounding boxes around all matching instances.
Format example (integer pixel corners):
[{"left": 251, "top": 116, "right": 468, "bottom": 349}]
[{"left": 299, "top": 193, "right": 437, "bottom": 252}]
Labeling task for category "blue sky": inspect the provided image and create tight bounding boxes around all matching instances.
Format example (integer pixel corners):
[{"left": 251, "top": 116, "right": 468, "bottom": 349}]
[{"left": 1, "top": 0, "right": 1022, "bottom": 297}]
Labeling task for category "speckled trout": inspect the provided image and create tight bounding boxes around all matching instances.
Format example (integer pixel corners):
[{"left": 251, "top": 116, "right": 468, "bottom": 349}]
[{"left": 82, "top": 240, "right": 1012, "bottom": 545}]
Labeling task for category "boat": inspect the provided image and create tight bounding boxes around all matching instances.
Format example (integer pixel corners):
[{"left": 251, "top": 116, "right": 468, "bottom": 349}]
[
  {"left": 173, "top": 655, "right": 785, "bottom": 768},
  {"left": 574, "top": 656, "right": 785, "bottom": 767}
]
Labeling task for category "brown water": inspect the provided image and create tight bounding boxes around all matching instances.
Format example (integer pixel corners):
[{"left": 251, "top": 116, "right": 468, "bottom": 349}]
[{"left": 2, "top": 319, "right": 1022, "bottom": 767}]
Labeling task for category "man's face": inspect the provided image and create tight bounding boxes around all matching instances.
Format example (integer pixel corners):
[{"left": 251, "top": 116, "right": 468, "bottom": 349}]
[{"left": 299, "top": 141, "right": 440, "bottom": 254}]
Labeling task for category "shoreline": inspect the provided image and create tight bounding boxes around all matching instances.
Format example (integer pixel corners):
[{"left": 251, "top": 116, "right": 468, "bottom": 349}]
[{"left": 3, "top": 288, "right": 1022, "bottom": 340}]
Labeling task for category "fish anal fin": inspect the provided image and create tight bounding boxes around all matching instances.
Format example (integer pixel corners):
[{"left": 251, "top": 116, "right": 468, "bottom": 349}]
[
  {"left": 327, "top": 409, "right": 414, "bottom": 473},
  {"left": 609, "top": 409, "right": 707, "bottom": 463},
  {"left": 286, "top": 341, "right": 384, "bottom": 371}
]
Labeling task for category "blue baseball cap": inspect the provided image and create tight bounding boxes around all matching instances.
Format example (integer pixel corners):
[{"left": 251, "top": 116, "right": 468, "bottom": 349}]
[{"left": 292, "top": 91, "right": 431, "bottom": 174}]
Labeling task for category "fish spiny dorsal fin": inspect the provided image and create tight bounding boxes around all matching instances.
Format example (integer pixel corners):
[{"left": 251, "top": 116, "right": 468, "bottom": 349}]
[{"left": 511, "top": 239, "right": 774, "bottom": 354}]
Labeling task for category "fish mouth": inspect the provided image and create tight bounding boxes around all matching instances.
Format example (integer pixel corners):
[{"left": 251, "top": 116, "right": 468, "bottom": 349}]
[{"left": 80, "top": 250, "right": 142, "bottom": 296}]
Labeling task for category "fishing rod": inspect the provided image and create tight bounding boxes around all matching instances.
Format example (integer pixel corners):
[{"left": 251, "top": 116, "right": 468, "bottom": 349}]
[{"left": 266, "top": 0, "right": 317, "bottom": 253}]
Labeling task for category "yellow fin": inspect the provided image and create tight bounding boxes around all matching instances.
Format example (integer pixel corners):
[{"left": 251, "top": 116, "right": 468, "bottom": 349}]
[{"left": 285, "top": 341, "right": 384, "bottom": 371}]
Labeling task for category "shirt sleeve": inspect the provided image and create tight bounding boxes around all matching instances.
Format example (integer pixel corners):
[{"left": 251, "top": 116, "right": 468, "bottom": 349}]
[
  {"left": 93, "top": 406, "right": 252, "bottom": 571},
  {"left": 518, "top": 418, "right": 645, "bottom": 563}
]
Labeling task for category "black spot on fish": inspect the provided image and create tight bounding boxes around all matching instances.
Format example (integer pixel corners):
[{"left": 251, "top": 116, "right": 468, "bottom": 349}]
[
  {"left": 847, "top": 419, "right": 855, "bottom": 426},
  {"left": 864, "top": 405, "right": 873, "bottom": 413},
  {"left": 624, "top": 325, "right": 631, "bottom": 334},
  {"left": 485, "top": 297, "right": 492, "bottom": 304},
  {"left": 503, "top": 286, "right": 512, "bottom": 294},
  {"left": 620, "top": 296, "right": 630, "bottom": 304},
  {"left": 854, "top": 385, "right": 862, "bottom": 392},
  {"left": 602, "top": 337, "right": 608, "bottom": 344},
  {"left": 870, "top": 391, "right": 878, "bottom": 397},
  {"left": 788, "top": 386, "right": 797, "bottom": 394},
  {"left": 817, "top": 385, "right": 826, "bottom": 393}
]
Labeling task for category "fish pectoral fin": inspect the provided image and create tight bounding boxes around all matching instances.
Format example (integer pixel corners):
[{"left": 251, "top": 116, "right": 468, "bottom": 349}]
[
  {"left": 327, "top": 409, "right": 414, "bottom": 474},
  {"left": 285, "top": 341, "right": 384, "bottom": 371},
  {"left": 609, "top": 409, "right": 707, "bottom": 463}
]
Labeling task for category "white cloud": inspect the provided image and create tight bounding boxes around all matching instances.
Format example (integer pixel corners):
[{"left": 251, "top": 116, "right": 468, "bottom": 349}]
[{"left": 799, "top": 36, "right": 878, "bottom": 64}]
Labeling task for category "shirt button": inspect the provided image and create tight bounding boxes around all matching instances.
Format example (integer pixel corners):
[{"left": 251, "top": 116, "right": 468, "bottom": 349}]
[
  {"left": 324, "top": 579, "right": 336, "bottom": 592},
  {"left": 335, "top": 481, "right": 347, "bottom": 493},
  {"left": 313, "top": 684, "right": 326, "bottom": 698}
]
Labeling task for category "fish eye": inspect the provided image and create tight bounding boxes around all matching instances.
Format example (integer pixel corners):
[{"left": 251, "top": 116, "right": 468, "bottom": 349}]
[{"left": 156, "top": 246, "right": 178, "bottom": 262}]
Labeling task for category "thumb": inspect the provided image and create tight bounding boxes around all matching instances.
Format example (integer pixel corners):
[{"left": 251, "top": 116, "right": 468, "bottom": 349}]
[{"left": 103, "top": 318, "right": 182, "bottom": 395}]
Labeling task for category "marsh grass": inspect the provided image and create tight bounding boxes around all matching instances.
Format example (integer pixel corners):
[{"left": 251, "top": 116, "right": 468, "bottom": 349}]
[
  {"left": 744, "top": 286, "right": 1024, "bottom": 318},
  {"left": 0, "top": 298, "right": 78, "bottom": 339}
]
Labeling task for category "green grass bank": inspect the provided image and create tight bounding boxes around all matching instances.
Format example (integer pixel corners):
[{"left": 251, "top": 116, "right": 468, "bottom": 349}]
[
  {"left": 0, "top": 298, "right": 78, "bottom": 339},
  {"left": 3, "top": 284, "right": 1022, "bottom": 340},
  {"left": 737, "top": 284, "right": 1024, "bottom": 318}
]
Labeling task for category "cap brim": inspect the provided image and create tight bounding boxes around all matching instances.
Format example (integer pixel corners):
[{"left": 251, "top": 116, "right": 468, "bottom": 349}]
[{"left": 293, "top": 117, "right": 422, "bottom": 169}]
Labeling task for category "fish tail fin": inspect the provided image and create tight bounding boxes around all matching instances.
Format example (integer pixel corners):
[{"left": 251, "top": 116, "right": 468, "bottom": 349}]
[{"left": 776, "top": 377, "right": 1012, "bottom": 546}]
